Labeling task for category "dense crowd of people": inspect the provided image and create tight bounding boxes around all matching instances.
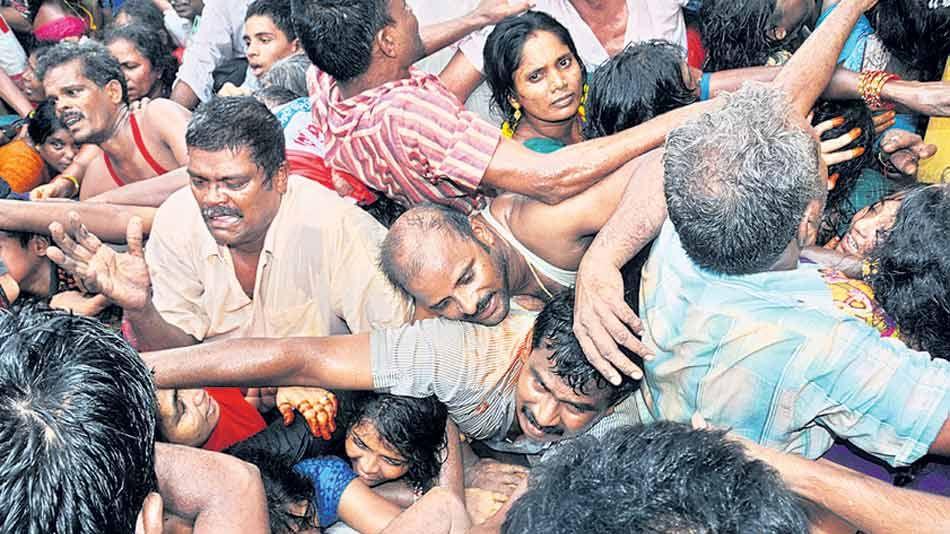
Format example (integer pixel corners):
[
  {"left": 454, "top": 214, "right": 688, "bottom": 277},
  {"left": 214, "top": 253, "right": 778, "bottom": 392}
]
[{"left": 0, "top": 0, "right": 948, "bottom": 533}]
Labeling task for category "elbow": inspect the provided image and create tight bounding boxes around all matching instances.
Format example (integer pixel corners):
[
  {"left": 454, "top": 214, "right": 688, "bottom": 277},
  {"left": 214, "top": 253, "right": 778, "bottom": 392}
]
[{"left": 534, "top": 178, "right": 571, "bottom": 205}]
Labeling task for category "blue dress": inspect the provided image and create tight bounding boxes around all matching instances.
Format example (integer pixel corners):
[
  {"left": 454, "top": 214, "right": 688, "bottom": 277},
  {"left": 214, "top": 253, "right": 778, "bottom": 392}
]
[{"left": 293, "top": 456, "right": 358, "bottom": 528}]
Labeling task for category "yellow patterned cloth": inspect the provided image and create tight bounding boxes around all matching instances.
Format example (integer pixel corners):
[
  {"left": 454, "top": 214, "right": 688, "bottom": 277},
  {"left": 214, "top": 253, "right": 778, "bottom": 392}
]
[{"left": 819, "top": 268, "right": 900, "bottom": 339}]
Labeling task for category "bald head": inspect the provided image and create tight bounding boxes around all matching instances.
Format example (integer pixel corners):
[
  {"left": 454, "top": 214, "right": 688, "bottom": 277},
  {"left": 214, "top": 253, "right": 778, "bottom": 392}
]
[{"left": 380, "top": 204, "right": 477, "bottom": 293}]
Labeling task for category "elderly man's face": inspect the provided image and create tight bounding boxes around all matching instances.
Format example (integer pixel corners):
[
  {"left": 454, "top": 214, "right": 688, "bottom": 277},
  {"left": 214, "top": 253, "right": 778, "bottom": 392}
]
[
  {"left": 514, "top": 343, "right": 614, "bottom": 444},
  {"left": 403, "top": 230, "right": 511, "bottom": 326},
  {"left": 187, "top": 146, "right": 286, "bottom": 251},
  {"left": 43, "top": 60, "right": 122, "bottom": 145}
]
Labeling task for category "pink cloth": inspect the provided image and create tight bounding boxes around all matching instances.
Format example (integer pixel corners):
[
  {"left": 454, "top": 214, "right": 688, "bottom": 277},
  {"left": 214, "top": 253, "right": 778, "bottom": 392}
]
[
  {"left": 33, "top": 16, "right": 86, "bottom": 42},
  {"left": 307, "top": 65, "right": 500, "bottom": 214}
]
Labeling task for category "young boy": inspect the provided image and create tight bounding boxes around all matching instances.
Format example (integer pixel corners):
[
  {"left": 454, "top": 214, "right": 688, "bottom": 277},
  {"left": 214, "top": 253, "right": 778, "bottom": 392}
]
[{"left": 219, "top": 0, "right": 300, "bottom": 95}]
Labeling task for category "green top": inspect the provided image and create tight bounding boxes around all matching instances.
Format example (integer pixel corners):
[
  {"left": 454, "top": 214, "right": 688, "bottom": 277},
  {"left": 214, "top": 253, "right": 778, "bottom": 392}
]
[{"left": 522, "top": 137, "right": 567, "bottom": 154}]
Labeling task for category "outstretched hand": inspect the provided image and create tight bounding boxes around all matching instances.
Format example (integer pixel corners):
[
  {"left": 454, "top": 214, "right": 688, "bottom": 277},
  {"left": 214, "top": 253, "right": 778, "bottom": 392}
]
[
  {"left": 276, "top": 387, "right": 339, "bottom": 440},
  {"left": 472, "top": 0, "right": 535, "bottom": 26},
  {"left": 879, "top": 129, "right": 937, "bottom": 178},
  {"left": 46, "top": 213, "right": 152, "bottom": 310},
  {"left": 573, "top": 256, "right": 651, "bottom": 385}
]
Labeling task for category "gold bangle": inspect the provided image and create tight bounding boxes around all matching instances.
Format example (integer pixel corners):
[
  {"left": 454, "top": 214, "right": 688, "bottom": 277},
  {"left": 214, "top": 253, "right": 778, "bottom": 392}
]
[{"left": 58, "top": 174, "right": 80, "bottom": 190}]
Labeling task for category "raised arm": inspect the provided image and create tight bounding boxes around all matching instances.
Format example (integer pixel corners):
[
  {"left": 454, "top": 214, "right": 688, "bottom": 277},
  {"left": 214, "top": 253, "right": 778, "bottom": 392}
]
[
  {"left": 153, "top": 443, "right": 269, "bottom": 534},
  {"left": 417, "top": 0, "right": 531, "bottom": 63},
  {"left": 143, "top": 334, "right": 375, "bottom": 390},
  {"left": 0, "top": 69, "right": 32, "bottom": 117}
]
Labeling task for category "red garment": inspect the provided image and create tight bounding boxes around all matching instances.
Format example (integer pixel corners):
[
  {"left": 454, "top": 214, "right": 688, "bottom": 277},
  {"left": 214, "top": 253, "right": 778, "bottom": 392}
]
[
  {"left": 286, "top": 148, "right": 377, "bottom": 205},
  {"left": 202, "top": 387, "right": 267, "bottom": 452},
  {"left": 103, "top": 112, "right": 170, "bottom": 186},
  {"left": 686, "top": 25, "right": 706, "bottom": 70}
]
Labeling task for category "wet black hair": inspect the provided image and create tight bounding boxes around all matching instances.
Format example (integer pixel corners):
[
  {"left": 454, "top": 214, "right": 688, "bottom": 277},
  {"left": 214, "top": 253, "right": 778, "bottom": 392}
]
[
  {"left": 583, "top": 40, "right": 697, "bottom": 139},
  {"left": 700, "top": 0, "right": 783, "bottom": 71},
  {"left": 352, "top": 393, "right": 449, "bottom": 492},
  {"left": 484, "top": 11, "right": 587, "bottom": 124},
  {"left": 229, "top": 447, "right": 318, "bottom": 534},
  {"left": 868, "top": 1, "right": 950, "bottom": 78},
  {"left": 26, "top": 99, "right": 66, "bottom": 146},
  {"left": 866, "top": 185, "right": 950, "bottom": 360}
]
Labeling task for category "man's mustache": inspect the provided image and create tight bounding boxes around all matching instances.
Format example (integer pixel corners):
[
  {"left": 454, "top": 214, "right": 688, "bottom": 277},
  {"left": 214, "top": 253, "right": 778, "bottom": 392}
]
[
  {"left": 522, "top": 405, "right": 564, "bottom": 437},
  {"left": 201, "top": 206, "right": 243, "bottom": 220}
]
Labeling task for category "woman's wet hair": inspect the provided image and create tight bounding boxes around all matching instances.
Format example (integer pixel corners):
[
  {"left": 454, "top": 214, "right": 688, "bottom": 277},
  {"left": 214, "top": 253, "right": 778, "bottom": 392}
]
[
  {"left": 583, "top": 40, "right": 697, "bottom": 139},
  {"left": 26, "top": 99, "right": 66, "bottom": 146},
  {"left": 352, "top": 394, "right": 448, "bottom": 492},
  {"left": 866, "top": 185, "right": 950, "bottom": 360},
  {"left": 483, "top": 11, "right": 586, "bottom": 124},
  {"left": 699, "top": 0, "right": 783, "bottom": 71},
  {"left": 229, "top": 448, "right": 318, "bottom": 534},
  {"left": 868, "top": 1, "right": 950, "bottom": 78}
]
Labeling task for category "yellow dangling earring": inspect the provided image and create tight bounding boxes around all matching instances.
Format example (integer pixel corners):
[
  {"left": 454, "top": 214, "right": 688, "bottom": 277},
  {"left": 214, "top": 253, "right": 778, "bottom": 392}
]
[
  {"left": 577, "top": 83, "right": 589, "bottom": 122},
  {"left": 502, "top": 105, "right": 522, "bottom": 139}
]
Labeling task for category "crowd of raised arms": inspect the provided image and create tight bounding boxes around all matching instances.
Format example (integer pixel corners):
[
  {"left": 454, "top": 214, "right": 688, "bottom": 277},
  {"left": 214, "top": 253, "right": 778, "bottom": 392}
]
[{"left": 0, "top": 0, "right": 948, "bottom": 532}]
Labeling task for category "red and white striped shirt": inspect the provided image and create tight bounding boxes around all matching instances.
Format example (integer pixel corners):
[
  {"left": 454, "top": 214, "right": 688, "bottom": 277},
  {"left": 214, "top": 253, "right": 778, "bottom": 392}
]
[{"left": 308, "top": 65, "right": 500, "bottom": 214}]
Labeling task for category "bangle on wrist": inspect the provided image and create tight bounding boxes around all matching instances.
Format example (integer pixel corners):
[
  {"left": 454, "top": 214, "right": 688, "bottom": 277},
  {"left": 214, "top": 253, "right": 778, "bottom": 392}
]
[
  {"left": 57, "top": 174, "right": 80, "bottom": 192},
  {"left": 858, "top": 70, "right": 899, "bottom": 110}
]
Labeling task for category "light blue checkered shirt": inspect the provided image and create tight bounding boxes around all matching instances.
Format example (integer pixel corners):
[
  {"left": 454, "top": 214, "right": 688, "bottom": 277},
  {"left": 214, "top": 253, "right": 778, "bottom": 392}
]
[{"left": 635, "top": 221, "right": 949, "bottom": 467}]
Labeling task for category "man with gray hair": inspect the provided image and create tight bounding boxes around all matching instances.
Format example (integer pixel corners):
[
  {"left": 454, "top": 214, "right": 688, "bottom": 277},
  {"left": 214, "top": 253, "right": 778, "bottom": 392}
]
[{"left": 572, "top": 0, "right": 950, "bottom": 471}]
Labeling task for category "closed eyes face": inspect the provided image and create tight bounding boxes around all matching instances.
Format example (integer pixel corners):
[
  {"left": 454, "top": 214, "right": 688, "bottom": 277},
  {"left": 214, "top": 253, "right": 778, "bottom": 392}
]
[
  {"left": 155, "top": 388, "right": 221, "bottom": 447},
  {"left": 835, "top": 194, "right": 904, "bottom": 257},
  {"left": 511, "top": 30, "right": 583, "bottom": 124},
  {"left": 345, "top": 421, "right": 410, "bottom": 486}
]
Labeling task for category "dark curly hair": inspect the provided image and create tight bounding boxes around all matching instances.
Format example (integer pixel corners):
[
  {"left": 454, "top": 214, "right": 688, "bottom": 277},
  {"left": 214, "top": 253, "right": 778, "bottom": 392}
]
[
  {"left": 811, "top": 100, "right": 875, "bottom": 244},
  {"left": 700, "top": 0, "right": 783, "bottom": 71},
  {"left": 352, "top": 394, "right": 448, "bottom": 492},
  {"left": 483, "top": 11, "right": 586, "bottom": 125},
  {"left": 868, "top": 1, "right": 950, "bottom": 78},
  {"left": 583, "top": 40, "right": 697, "bottom": 139},
  {"left": 103, "top": 23, "right": 178, "bottom": 99},
  {"left": 866, "top": 184, "right": 950, "bottom": 360}
]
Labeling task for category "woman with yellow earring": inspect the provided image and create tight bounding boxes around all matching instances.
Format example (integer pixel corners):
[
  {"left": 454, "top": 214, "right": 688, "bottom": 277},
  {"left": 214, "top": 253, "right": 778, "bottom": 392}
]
[{"left": 485, "top": 11, "right": 587, "bottom": 154}]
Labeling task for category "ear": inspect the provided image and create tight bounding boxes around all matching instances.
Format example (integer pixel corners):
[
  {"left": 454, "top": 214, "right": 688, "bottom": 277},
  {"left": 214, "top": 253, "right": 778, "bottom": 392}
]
[
  {"left": 29, "top": 235, "right": 50, "bottom": 257},
  {"left": 797, "top": 199, "right": 823, "bottom": 248},
  {"left": 105, "top": 78, "right": 125, "bottom": 105},
  {"left": 290, "top": 38, "right": 301, "bottom": 54},
  {"left": 470, "top": 216, "right": 496, "bottom": 248},
  {"left": 376, "top": 24, "right": 398, "bottom": 59},
  {"left": 273, "top": 162, "right": 290, "bottom": 194},
  {"left": 135, "top": 492, "right": 164, "bottom": 534}
]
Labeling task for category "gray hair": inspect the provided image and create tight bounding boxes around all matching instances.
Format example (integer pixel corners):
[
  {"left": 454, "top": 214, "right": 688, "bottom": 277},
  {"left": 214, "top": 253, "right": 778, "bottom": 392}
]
[
  {"left": 261, "top": 53, "right": 311, "bottom": 99},
  {"left": 663, "top": 82, "right": 823, "bottom": 275}
]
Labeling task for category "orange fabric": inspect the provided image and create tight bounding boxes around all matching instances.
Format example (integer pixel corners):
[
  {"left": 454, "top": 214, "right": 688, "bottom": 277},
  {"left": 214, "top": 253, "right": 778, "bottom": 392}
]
[{"left": 0, "top": 139, "right": 45, "bottom": 192}]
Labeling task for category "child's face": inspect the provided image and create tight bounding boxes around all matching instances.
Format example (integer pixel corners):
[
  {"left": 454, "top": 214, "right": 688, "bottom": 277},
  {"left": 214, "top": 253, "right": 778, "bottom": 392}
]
[
  {"left": 345, "top": 420, "right": 410, "bottom": 487},
  {"left": 0, "top": 232, "right": 45, "bottom": 288},
  {"left": 243, "top": 15, "right": 300, "bottom": 79}
]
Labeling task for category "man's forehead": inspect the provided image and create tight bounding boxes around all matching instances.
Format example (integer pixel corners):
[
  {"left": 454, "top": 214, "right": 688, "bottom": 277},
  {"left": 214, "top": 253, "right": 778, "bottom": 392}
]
[
  {"left": 529, "top": 349, "right": 610, "bottom": 407},
  {"left": 45, "top": 61, "right": 93, "bottom": 88}
]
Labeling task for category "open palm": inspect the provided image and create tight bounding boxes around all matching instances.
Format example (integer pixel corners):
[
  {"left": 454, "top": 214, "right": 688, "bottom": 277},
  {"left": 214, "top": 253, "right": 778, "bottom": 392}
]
[{"left": 47, "top": 213, "right": 151, "bottom": 311}]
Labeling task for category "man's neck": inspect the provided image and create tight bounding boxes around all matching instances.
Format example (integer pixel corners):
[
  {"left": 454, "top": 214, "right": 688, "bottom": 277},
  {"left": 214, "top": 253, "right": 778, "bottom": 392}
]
[
  {"left": 337, "top": 62, "right": 412, "bottom": 100},
  {"left": 571, "top": 0, "right": 626, "bottom": 21},
  {"left": 98, "top": 104, "right": 134, "bottom": 157}
]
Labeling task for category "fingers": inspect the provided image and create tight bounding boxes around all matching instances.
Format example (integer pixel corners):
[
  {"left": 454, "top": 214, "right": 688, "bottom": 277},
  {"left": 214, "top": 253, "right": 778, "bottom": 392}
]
[
  {"left": 889, "top": 149, "right": 919, "bottom": 175},
  {"left": 812, "top": 115, "right": 844, "bottom": 136},
  {"left": 576, "top": 330, "right": 623, "bottom": 386},
  {"left": 820, "top": 128, "right": 862, "bottom": 153},
  {"left": 127, "top": 217, "right": 146, "bottom": 258},
  {"left": 68, "top": 211, "right": 104, "bottom": 252},
  {"left": 296, "top": 399, "right": 335, "bottom": 440},
  {"left": 872, "top": 110, "right": 896, "bottom": 135},
  {"left": 823, "top": 236, "right": 841, "bottom": 250},
  {"left": 827, "top": 173, "right": 840, "bottom": 191},
  {"left": 823, "top": 146, "right": 866, "bottom": 166},
  {"left": 880, "top": 129, "right": 918, "bottom": 154},
  {"left": 278, "top": 402, "right": 295, "bottom": 426},
  {"left": 913, "top": 141, "right": 937, "bottom": 160}
]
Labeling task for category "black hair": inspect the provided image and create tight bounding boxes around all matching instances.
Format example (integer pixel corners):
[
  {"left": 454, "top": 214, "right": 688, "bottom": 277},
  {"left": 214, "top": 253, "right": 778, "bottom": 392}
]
[
  {"left": 0, "top": 305, "right": 157, "bottom": 533},
  {"left": 103, "top": 23, "right": 178, "bottom": 100},
  {"left": 811, "top": 100, "right": 875, "bottom": 244},
  {"left": 483, "top": 11, "right": 587, "bottom": 124},
  {"left": 584, "top": 40, "right": 697, "bottom": 139},
  {"left": 229, "top": 447, "right": 318, "bottom": 534},
  {"left": 866, "top": 185, "right": 950, "bottom": 360},
  {"left": 532, "top": 292, "right": 640, "bottom": 405},
  {"left": 290, "top": 0, "right": 393, "bottom": 82},
  {"left": 868, "top": 1, "right": 950, "bottom": 77},
  {"left": 504, "top": 422, "right": 808, "bottom": 534},
  {"left": 36, "top": 40, "right": 129, "bottom": 104},
  {"left": 115, "top": 0, "right": 166, "bottom": 32},
  {"left": 26, "top": 99, "right": 66, "bottom": 145},
  {"left": 700, "top": 0, "right": 783, "bottom": 71},
  {"left": 379, "top": 203, "right": 477, "bottom": 294},
  {"left": 246, "top": 0, "right": 297, "bottom": 41},
  {"left": 352, "top": 394, "right": 449, "bottom": 492},
  {"left": 186, "top": 96, "right": 286, "bottom": 181}
]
